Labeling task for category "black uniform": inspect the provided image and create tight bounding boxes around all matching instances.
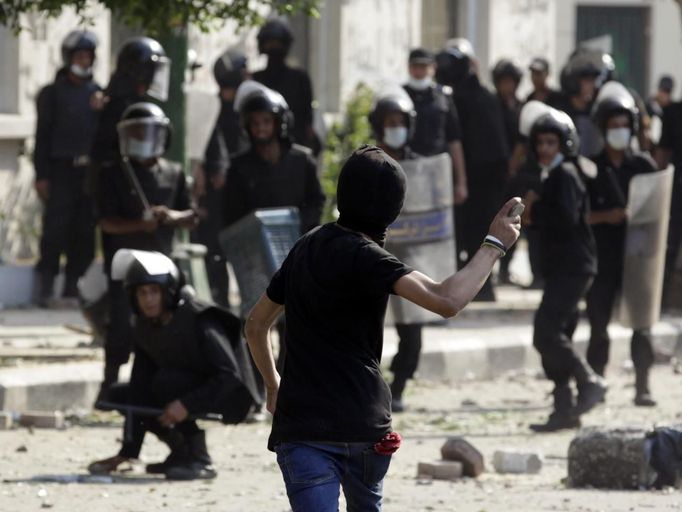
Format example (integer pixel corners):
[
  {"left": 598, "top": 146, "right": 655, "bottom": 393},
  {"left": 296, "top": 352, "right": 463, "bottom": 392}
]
[
  {"left": 403, "top": 84, "right": 461, "bottom": 156},
  {"left": 659, "top": 102, "right": 682, "bottom": 306},
  {"left": 115, "top": 299, "right": 258, "bottom": 461},
  {"left": 585, "top": 150, "right": 656, "bottom": 376},
  {"left": 531, "top": 160, "right": 597, "bottom": 388},
  {"left": 253, "top": 66, "right": 317, "bottom": 152},
  {"left": 453, "top": 74, "right": 510, "bottom": 298},
  {"left": 525, "top": 88, "right": 565, "bottom": 108},
  {"left": 556, "top": 97, "right": 602, "bottom": 158},
  {"left": 223, "top": 144, "right": 325, "bottom": 234},
  {"left": 34, "top": 69, "right": 100, "bottom": 296},
  {"left": 97, "top": 159, "right": 192, "bottom": 384}
]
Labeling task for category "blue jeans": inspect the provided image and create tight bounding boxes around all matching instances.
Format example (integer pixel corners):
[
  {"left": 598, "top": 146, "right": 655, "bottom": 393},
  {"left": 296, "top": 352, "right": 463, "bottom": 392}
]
[{"left": 275, "top": 441, "right": 392, "bottom": 512}]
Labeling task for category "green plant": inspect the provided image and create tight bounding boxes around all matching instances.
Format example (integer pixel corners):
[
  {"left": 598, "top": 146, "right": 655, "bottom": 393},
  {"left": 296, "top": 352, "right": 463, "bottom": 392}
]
[{"left": 321, "top": 82, "right": 374, "bottom": 222}]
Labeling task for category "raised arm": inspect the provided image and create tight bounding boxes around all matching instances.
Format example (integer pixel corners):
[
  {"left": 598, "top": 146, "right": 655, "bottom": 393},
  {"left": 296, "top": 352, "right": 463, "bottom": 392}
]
[{"left": 394, "top": 197, "right": 522, "bottom": 318}]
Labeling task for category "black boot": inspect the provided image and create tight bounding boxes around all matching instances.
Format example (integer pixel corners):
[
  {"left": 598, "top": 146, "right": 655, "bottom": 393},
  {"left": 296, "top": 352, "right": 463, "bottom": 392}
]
[
  {"left": 573, "top": 358, "right": 607, "bottom": 415},
  {"left": 165, "top": 431, "right": 217, "bottom": 480},
  {"left": 146, "top": 429, "right": 189, "bottom": 474},
  {"left": 530, "top": 385, "right": 581, "bottom": 433},
  {"left": 634, "top": 367, "right": 657, "bottom": 407},
  {"left": 35, "top": 272, "right": 55, "bottom": 308},
  {"left": 390, "top": 377, "right": 408, "bottom": 413}
]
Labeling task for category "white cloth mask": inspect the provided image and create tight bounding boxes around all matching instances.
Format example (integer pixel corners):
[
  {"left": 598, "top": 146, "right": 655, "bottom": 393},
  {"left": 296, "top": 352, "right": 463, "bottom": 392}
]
[
  {"left": 127, "top": 139, "right": 156, "bottom": 160},
  {"left": 606, "top": 127, "right": 631, "bottom": 151},
  {"left": 70, "top": 64, "right": 93, "bottom": 79},
  {"left": 383, "top": 127, "right": 409, "bottom": 149},
  {"left": 407, "top": 77, "right": 432, "bottom": 91},
  {"left": 540, "top": 153, "right": 564, "bottom": 181}
]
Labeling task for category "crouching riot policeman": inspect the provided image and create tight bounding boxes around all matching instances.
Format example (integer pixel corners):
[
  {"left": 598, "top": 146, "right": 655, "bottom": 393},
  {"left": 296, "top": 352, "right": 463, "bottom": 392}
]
[
  {"left": 88, "top": 249, "right": 259, "bottom": 479},
  {"left": 521, "top": 102, "right": 607, "bottom": 432},
  {"left": 586, "top": 83, "right": 659, "bottom": 406},
  {"left": 34, "top": 30, "right": 101, "bottom": 305},
  {"left": 97, "top": 103, "right": 196, "bottom": 397}
]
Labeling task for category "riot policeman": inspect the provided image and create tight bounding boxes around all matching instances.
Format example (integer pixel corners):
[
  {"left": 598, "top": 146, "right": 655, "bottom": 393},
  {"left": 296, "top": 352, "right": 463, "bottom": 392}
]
[
  {"left": 403, "top": 48, "right": 467, "bottom": 205},
  {"left": 33, "top": 30, "right": 101, "bottom": 305},
  {"left": 647, "top": 75, "right": 674, "bottom": 148},
  {"left": 87, "top": 250, "right": 258, "bottom": 479},
  {"left": 585, "top": 82, "right": 658, "bottom": 406},
  {"left": 192, "top": 49, "right": 249, "bottom": 306},
  {"left": 222, "top": 81, "right": 324, "bottom": 233},
  {"left": 252, "top": 19, "right": 320, "bottom": 153},
  {"left": 436, "top": 40, "right": 510, "bottom": 300},
  {"left": 521, "top": 102, "right": 606, "bottom": 432},
  {"left": 97, "top": 102, "right": 196, "bottom": 397},
  {"left": 369, "top": 91, "right": 421, "bottom": 411},
  {"left": 526, "top": 57, "right": 564, "bottom": 107},
  {"left": 90, "top": 37, "right": 170, "bottom": 166}
]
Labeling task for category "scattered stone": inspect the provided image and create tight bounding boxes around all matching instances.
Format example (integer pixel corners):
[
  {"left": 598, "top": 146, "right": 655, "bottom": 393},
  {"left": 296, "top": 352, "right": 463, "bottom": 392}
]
[
  {"left": 440, "top": 437, "right": 485, "bottom": 477},
  {"left": 567, "top": 427, "right": 653, "bottom": 489},
  {"left": 0, "top": 411, "right": 13, "bottom": 430},
  {"left": 19, "top": 411, "right": 65, "bottom": 429},
  {"left": 417, "top": 460, "right": 463, "bottom": 480},
  {"left": 492, "top": 450, "right": 543, "bottom": 474},
  {"left": 16, "top": 445, "right": 27, "bottom": 453}
]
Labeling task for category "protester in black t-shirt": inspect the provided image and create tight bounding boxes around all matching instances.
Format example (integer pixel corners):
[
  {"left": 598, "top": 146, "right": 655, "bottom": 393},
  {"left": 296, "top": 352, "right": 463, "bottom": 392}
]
[{"left": 245, "top": 145, "right": 521, "bottom": 511}]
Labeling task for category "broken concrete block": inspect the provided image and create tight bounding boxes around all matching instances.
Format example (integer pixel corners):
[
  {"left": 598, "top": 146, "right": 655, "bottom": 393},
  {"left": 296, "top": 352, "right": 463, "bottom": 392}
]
[
  {"left": 492, "top": 450, "right": 543, "bottom": 474},
  {"left": 440, "top": 437, "right": 484, "bottom": 476},
  {"left": 417, "top": 460, "right": 463, "bottom": 480},
  {"left": 568, "top": 427, "right": 652, "bottom": 489},
  {"left": 0, "top": 411, "right": 13, "bottom": 430},
  {"left": 19, "top": 411, "right": 65, "bottom": 429}
]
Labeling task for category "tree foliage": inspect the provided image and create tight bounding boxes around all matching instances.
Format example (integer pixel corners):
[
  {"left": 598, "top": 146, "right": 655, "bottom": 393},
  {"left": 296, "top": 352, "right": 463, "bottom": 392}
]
[
  {"left": 321, "top": 83, "right": 375, "bottom": 223},
  {"left": 0, "top": 0, "right": 319, "bottom": 35}
]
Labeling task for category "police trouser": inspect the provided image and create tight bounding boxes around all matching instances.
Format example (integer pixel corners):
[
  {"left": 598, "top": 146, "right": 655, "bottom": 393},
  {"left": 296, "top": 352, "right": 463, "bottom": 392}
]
[
  {"left": 36, "top": 161, "right": 95, "bottom": 291},
  {"left": 192, "top": 188, "right": 230, "bottom": 307},
  {"left": 586, "top": 267, "right": 654, "bottom": 376},
  {"left": 533, "top": 273, "right": 592, "bottom": 385},
  {"left": 103, "top": 279, "right": 134, "bottom": 387},
  {"left": 455, "top": 162, "right": 508, "bottom": 295},
  {"left": 114, "top": 368, "right": 205, "bottom": 460},
  {"left": 389, "top": 323, "right": 423, "bottom": 398},
  {"left": 525, "top": 228, "right": 543, "bottom": 283}
]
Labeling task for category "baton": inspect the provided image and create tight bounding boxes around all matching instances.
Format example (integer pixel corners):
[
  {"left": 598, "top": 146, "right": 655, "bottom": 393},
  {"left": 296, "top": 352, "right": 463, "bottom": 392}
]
[
  {"left": 121, "top": 157, "right": 154, "bottom": 220},
  {"left": 95, "top": 400, "right": 224, "bottom": 422}
]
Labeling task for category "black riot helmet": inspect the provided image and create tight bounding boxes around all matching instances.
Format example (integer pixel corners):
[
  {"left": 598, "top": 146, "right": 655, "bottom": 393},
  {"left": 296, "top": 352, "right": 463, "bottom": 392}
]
[
  {"left": 117, "top": 102, "right": 171, "bottom": 161},
  {"left": 528, "top": 105, "right": 580, "bottom": 159},
  {"left": 61, "top": 30, "right": 98, "bottom": 66},
  {"left": 112, "top": 249, "right": 182, "bottom": 315},
  {"left": 435, "top": 39, "right": 474, "bottom": 88},
  {"left": 115, "top": 37, "right": 171, "bottom": 101},
  {"left": 560, "top": 48, "right": 604, "bottom": 96},
  {"left": 491, "top": 58, "right": 523, "bottom": 86},
  {"left": 591, "top": 81, "right": 639, "bottom": 133},
  {"left": 257, "top": 19, "right": 294, "bottom": 55},
  {"left": 213, "top": 49, "right": 248, "bottom": 89},
  {"left": 234, "top": 80, "right": 292, "bottom": 142},
  {"left": 368, "top": 93, "right": 416, "bottom": 143}
]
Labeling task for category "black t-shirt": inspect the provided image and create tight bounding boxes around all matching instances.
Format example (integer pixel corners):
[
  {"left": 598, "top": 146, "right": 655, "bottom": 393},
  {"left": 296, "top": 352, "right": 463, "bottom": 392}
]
[
  {"left": 98, "top": 158, "right": 192, "bottom": 272},
  {"left": 404, "top": 84, "right": 461, "bottom": 156},
  {"left": 530, "top": 161, "right": 597, "bottom": 277},
  {"left": 660, "top": 103, "right": 682, "bottom": 169},
  {"left": 265, "top": 223, "right": 413, "bottom": 450},
  {"left": 587, "top": 151, "right": 656, "bottom": 269}
]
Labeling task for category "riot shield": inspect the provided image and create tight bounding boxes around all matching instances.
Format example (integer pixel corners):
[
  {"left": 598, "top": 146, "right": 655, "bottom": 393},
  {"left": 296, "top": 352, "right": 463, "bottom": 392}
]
[
  {"left": 619, "top": 167, "right": 673, "bottom": 329},
  {"left": 386, "top": 153, "right": 455, "bottom": 324},
  {"left": 219, "top": 208, "right": 300, "bottom": 317}
]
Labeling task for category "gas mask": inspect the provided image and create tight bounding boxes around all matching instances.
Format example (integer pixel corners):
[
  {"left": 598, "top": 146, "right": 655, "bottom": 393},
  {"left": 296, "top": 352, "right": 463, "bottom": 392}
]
[
  {"left": 606, "top": 127, "right": 631, "bottom": 151},
  {"left": 383, "top": 127, "right": 409, "bottom": 150}
]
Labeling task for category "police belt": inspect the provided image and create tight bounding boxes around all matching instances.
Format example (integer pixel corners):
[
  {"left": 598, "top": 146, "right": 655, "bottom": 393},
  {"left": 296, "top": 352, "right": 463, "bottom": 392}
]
[{"left": 51, "top": 155, "right": 91, "bottom": 168}]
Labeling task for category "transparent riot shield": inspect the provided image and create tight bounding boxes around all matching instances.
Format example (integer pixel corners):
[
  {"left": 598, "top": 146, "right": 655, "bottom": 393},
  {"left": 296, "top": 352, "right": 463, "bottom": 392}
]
[
  {"left": 386, "top": 153, "right": 455, "bottom": 324},
  {"left": 619, "top": 167, "right": 674, "bottom": 329}
]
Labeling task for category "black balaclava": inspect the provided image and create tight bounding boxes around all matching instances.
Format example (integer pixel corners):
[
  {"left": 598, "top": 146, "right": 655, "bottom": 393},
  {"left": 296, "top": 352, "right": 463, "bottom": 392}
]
[{"left": 336, "top": 145, "right": 407, "bottom": 246}]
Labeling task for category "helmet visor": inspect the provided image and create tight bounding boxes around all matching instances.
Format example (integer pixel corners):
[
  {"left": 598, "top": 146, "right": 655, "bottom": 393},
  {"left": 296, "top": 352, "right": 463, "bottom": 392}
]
[
  {"left": 147, "top": 56, "right": 171, "bottom": 102},
  {"left": 117, "top": 118, "right": 169, "bottom": 160}
]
